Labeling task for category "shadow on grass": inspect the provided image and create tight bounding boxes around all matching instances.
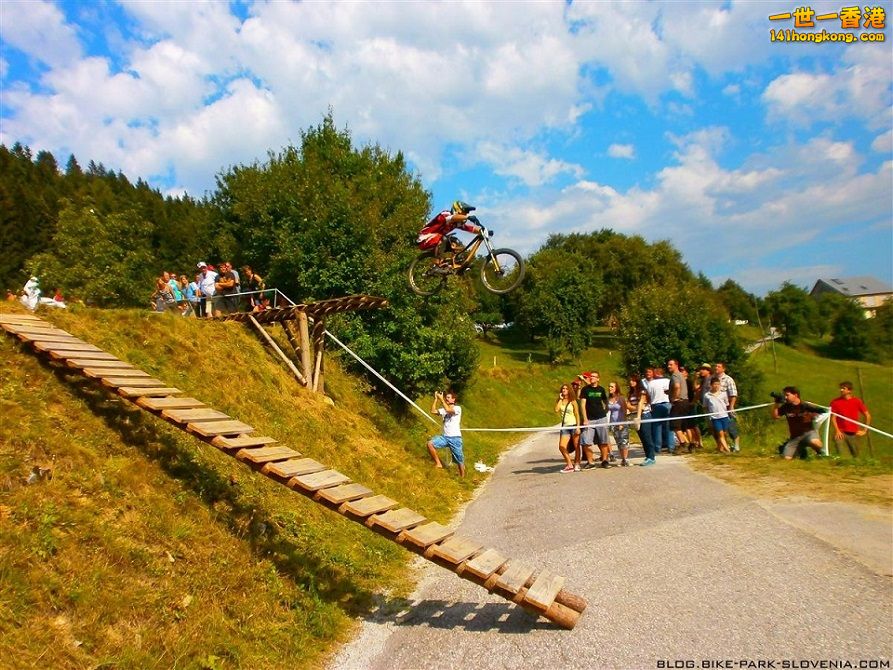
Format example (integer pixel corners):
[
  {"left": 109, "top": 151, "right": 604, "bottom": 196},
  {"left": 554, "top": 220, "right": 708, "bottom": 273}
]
[{"left": 43, "top": 358, "right": 381, "bottom": 616}]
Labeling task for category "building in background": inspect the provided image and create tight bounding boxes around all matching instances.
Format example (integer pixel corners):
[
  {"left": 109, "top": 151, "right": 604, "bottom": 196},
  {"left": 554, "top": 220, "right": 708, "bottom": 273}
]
[{"left": 810, "top": 276, "right": 893, "bottom": 317}]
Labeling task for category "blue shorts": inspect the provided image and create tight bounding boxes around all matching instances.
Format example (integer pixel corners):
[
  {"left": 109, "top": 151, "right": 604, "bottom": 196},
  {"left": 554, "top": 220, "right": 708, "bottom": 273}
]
[
  {"left": 711, "top": 416, "right": 731, "bottom": 433},
  {"left": 431, "top": 435, "right": 464, "bottom": 465}
]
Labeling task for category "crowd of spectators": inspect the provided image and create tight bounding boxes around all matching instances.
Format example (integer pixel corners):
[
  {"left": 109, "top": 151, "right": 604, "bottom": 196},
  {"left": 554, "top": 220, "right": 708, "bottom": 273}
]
[
  {"left": 150, "top": 262, "right": 271, "bottom": 317},
  {"left": 550, "top": 361, "right": 871, "bottom": 471}
]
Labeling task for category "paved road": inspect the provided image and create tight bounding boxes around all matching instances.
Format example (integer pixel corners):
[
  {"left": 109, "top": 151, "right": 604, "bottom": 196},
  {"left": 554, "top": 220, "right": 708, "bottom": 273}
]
[{"left": 331, "top": 433, "right": 893, "bottom": 670}]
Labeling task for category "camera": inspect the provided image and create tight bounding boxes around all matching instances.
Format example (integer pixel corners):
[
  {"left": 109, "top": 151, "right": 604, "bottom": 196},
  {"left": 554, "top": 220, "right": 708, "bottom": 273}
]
[{"left": 770, "top": 391, "right": 784, "bottom": 403}]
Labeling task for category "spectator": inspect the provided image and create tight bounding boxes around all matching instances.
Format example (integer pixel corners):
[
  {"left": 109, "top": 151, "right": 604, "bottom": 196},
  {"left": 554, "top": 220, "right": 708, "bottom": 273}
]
[
  {"left": 608, "top": 381, "right": 630, "bottom": 466},
  {"left": 771, "top": 386, "right": 823, "bottom": 460},
  {"left": 214, "top": 261, "right": 237, "bottom": 316},
  {"left": 680, "top": 364, "right": 702, "bottom": 450},
  {"left": 555, "top": 383, "right": 581, "bottom": 472},
  {"left": 570, "top": 380, "right": 584, "bottom": 468},
  {"left": 6, "top": 289, "right": 16, "bottom": 302},
  {"left": 197, "top": 262, "right": 217, "bottom": 318},
  {"left": 668, "top": 359, "right": 692, "bottom": 452},
  {"left": 243, "top": 265, "right": 265, "bottom": 309},
  {"left": 253, "top": 296, "right": 272, "bottom": 313},
  {"left": 579, "top": 371, "right": 610, "bottom": 468},
  {"left": 426, "top": 390, "right": 466, "bottom": 477},
  {"left": 703, "top": 376, "right": 732, "bottom": 453},
  {"left": 152, "top": 276, "right": 176, "bottom": 312},
  {"left": 21, "top": 276, "right": 40, "bottom": 311},
  {"left": 185, "top": 274, "right": 200, "bottom": 317},
  {"left": 627, "top": 374, "right": 654, "bottom": 465},
  {"left": 714, "top": 362, "right": 740, "bottom": 451},
  {"left": 829, "top": 382, "right": 871, "bottom": 457},
  {"left": 647, "top": 366, "right": 672, "bottom": 455}
]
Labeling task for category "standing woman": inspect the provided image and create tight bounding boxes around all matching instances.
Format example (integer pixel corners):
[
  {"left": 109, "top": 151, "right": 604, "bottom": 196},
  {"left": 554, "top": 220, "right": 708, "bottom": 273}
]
[
  {"left": 555, "top": 384, "right": 580, "bottom": 473},
  {"left": 608, "top": 381, "right": 630, "bottom": 466},
  {"left": 570, "top": 379, "right": 584, "bottom": 469},
  {"left": 627, "top": 374, "right": 655, "bottom": 465}
]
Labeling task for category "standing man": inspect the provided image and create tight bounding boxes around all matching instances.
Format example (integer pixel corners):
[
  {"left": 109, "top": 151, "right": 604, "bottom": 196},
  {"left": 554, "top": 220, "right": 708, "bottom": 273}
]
[
  {"left": 772, "top": 387, "right": 823, "bottom": 460},
  {"left": 427, "top": 390, "right": 466, "bottom": 477},
  {"left": 579, "top": 372, "right": 610, "bottom": 468},
  {"left": 714, "top": 362, "right": 740, "bottom": 452},
  {"left": 647, "top": 367, "right": 672, "bottom": 455},
  {"left": 197, "top": 262, "right": 217, "bottom": 318},
  {"left": 214, "top": 262, "right": 237, "bottom": 316},
  {"left": 829, "top": 382, "right": 871, "bottom": 457},
  {"left": 667, "top": 359, "right": 692, "bottom": 452}
]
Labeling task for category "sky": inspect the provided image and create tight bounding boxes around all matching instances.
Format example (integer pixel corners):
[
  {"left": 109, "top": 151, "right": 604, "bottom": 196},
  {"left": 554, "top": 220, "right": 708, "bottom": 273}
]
[{"left": 1, "top": 0, "right": 891, "bottom": 296}]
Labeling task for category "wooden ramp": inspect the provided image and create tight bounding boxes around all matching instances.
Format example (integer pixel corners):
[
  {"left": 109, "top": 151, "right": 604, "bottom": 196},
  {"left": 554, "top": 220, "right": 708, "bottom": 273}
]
[{"left": 0, "top": 313, "right": 587, "bottom": 629}]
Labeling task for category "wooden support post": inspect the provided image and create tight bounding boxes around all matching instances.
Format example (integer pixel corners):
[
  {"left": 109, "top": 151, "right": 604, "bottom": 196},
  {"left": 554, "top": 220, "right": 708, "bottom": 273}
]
[
  {"left": 281, "top": 320, "right": 303, "bottom": 358},
  {"left": 312, "top": 320, "right": 326, "bottom": 393},
  {"left": 248, "top": 316, "right": 308, "bottom": 386},
  {"left": 297, "top": 311, "right": 313, "bottom": 386}
]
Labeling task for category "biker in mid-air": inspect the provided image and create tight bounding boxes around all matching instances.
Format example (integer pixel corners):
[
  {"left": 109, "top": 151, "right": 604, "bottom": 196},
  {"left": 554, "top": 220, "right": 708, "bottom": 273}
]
[{"left": 417, "top": 200, "right": 482, "bottom": 267}]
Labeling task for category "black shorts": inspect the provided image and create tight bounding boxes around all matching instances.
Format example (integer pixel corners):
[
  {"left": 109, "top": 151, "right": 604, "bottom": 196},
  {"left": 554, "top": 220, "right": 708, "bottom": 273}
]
[{"left": 670, "top": 399, "right": 692, "bottom": 431}]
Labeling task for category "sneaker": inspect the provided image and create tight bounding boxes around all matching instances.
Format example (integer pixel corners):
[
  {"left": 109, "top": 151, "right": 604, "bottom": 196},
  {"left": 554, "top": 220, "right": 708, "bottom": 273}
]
[
  {"left": 641, "top": 458, "right": 655, "bottom": 466},
  {"left": 621, "top": 459, "right": 629, "bottom": 467},
  {"left": 585, "top": 462, "right": 597, "bottom": 469},
  {"left": 560, "top": 465, "right": 574, "bottom": 473},
  {"left": 609, "top": 453, "right": 616, "bottom": 462},
  {"left": 574, "top": 465, "right": 581, "bottom": 472},
  {"left": 600, "top": 460, "right": 609, "bottom": 469}
]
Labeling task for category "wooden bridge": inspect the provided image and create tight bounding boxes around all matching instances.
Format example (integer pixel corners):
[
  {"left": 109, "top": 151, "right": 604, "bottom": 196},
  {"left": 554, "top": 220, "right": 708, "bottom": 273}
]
[{"left": 1, "top": 311, "right": 587, "bottom": 629}]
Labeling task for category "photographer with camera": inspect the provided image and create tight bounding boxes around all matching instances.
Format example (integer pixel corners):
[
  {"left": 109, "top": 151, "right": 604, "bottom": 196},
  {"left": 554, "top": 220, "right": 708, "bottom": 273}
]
[
  {"left": 771, "top": 387, "right": 825, "bottom": 460},
  {"left": 426, "top": 389, "right": 466, "bottom": 477}
]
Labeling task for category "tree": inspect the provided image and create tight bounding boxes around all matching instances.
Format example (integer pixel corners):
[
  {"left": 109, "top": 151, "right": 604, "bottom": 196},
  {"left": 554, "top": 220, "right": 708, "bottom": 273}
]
[
  {"left": 213, "top": 114, "right": 478, "bottom": 397},
  {"left": 617, "top": 282, "right": 756, "bottom": 400},
  {"left": 764, "top": 282, "right": 818, "bottom": 345},
  {"left": 29, "top": 203, "right": 156, "bottom": 306},
  {"left": 716, "top": 279, "right": 759, "bottom": 324},
  {"left": 813, "top": 291, "right": 853, "bottom": 338},
  {"left": 829, "top": 299, "right": 870, "bottom": 360},
  {"left": 515, "top": 248, "right": 602, "bottom": 362}
]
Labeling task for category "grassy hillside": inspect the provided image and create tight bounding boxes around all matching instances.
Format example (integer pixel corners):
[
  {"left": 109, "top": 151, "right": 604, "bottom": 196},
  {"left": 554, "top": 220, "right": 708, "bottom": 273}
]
[{"left": 0, "top": 304, "right": 485, "bottom": 669}]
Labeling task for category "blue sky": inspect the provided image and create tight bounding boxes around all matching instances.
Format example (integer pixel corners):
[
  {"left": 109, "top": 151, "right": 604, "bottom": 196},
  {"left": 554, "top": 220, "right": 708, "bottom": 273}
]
[{"left": 1, "top": 0, "right": 891, "bottom": 295}]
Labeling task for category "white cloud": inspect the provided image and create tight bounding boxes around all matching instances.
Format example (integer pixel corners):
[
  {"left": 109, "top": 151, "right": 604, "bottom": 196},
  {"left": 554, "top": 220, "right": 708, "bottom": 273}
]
[
  {"left": 476, "top": 142, "right": 584, "bottom": 187},
  {"left": 607, "top": 144, "right": 635, "bottom": 159},
  {"left": 0, "top": 0, "right": 81, "bottom": 68},
  {"left": 872, "top": 129, "right": 893, "bottom": 154}
]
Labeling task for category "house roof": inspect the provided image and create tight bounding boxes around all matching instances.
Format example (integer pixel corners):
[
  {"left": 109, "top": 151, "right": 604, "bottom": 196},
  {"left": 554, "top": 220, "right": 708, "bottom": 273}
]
[{"left": 812, "top": 276, "right": 893, "bottom": 296}]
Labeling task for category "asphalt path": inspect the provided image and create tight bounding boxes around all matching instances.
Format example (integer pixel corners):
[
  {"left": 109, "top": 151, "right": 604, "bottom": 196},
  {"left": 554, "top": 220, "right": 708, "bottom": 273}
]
[{"left": 331, "top": 432, "right": 893, "bottom": 670}]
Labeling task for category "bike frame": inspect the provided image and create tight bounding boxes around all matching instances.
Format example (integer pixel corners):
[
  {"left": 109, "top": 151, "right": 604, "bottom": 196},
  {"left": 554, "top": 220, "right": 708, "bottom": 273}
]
[{"left": 448, "top": 226, "right": 501, "bottom": 273}]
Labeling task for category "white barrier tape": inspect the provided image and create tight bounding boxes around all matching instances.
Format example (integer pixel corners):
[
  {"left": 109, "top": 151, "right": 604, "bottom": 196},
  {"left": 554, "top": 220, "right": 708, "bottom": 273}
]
[
  {"left": 463, "top": 402, "right": 774, "bottom": 433},
  {"left": 827, "top": 411, "right": 892, "bottom": 439}
]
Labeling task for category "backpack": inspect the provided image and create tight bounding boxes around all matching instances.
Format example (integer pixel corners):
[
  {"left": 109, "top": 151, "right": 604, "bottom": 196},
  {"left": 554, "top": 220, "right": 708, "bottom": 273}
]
[{"left": 417, "top": 213, "right": 448, "bottom": 250}]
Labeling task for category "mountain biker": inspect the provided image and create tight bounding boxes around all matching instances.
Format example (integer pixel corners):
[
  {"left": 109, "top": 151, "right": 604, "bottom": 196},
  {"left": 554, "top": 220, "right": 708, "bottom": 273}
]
[{"left": 417, "top": 200, "right": 483, "bottom": 264}]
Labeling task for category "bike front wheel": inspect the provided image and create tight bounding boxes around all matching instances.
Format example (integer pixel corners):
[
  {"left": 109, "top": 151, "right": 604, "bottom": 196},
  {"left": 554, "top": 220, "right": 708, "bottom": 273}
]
[
  {"left": 408, "top": 252, "right": 448, "bottom": 296},
  {"left": 480, "top": 248, "right": 525, "bottom": 294}
]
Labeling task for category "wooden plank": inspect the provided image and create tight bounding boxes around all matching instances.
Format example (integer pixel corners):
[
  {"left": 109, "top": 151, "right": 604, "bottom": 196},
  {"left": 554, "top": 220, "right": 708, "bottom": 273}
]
[
  {"left": 463, "top": 548, "right": 508, "bottom": 580},
  {"left": 403, "top": 521, "right": 453, "bottom": 548},
  {"left": 523, "top": 570, "right": 566, "bottom": 611},
  {"left": 161, "top": 408, "right": 231, "bottom": 423},
  {"left": 0, "top": 314, "right": 42, "bottom": 322},
  {"left": 316, "top": 483, "right": 372, "bottom": 504},
  {"left": 117, "top": 386, "right": 182, "bottom": 398},
  {"left": 12, "top": 328, "right": 72, "bottom": 337},
  {"left": 67, "top": 358, "right": 134, "bottom": 369},
  {"left": 137, "top": 396, "right": 205, "bottom": 411},
  {"left": 212, "top": 435, "right": 278, "bottom": 450},
  {"left": 289, "top": 469, "right": 350, "bottom": 492},
  {"left": 236, "top": 446, "right": 300, "bottom": 464},
  {"left": 187, "top": 420, "right": 254, "bottom": 437},
  {"left": 342, "top": 494, "right": 398, "bottom": 518},
  {"left": 495, "top": 561, "right": 535, "bottom": 595},
  {"left": 367, "top": 508, "right": 426, "bottom": 533},
  {"left": 82, "top": 368, "right": 150, "bottom": 379},
  {"left": 429, "top": 535, "right": 483, "bottom": 565},
  {"left": 34, "top": 341, "right": 102, "bottom": 352},
  {"left": 48, "top": 350, "right": 118, "bottom": 361},
  {"left": 261, "top": 457, "right": 322, "bottom": 478},
  {"left": 101, "top": 377, "right": 166, "bottom": 388}
]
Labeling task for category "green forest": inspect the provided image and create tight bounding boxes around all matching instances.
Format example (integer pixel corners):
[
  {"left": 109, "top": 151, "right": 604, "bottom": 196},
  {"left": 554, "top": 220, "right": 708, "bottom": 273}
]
[{"left": 3, "top": 115, "right": 891, "bottom": 400}]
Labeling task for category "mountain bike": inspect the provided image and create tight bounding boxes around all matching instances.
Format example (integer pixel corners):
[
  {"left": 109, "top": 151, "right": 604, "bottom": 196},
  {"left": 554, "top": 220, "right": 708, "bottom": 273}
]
[{"left": 408, "top": 223, "right": 525, "bottom": 296}]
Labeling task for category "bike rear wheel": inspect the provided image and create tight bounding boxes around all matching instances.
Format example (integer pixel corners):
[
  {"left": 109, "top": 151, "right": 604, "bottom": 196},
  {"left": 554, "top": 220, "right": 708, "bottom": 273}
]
[
  {"left": 408, "top": 252, "right": 448, "bottom": 296},
  {"left": 480, "top": 248, "right": 525, "bottom": 294}
]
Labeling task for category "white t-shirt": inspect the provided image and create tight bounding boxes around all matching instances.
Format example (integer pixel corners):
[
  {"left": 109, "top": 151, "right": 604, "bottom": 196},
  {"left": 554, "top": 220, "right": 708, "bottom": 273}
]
[
  {"left": 648, "top": 377, "right": 670, "bottom": 404},
  {"left": 200, "top": 270, "right": 218, "bottom": 297},
  {"left": 704, "top": 392, "right": 729, "bottom": 419},
  {"left": 437, "top": 405, "right": 462, "bottom": 437}
]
